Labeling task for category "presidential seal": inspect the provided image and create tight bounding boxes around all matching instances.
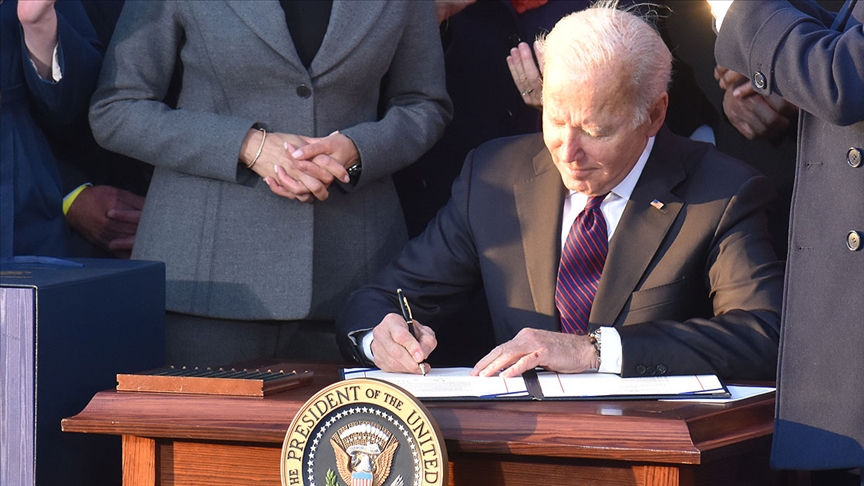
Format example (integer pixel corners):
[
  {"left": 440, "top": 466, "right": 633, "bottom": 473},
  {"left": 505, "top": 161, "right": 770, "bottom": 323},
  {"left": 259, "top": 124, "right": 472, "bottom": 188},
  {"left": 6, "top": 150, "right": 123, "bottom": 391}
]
[{"left": 281, "top": 378, "right": 447, "bottom": 486}]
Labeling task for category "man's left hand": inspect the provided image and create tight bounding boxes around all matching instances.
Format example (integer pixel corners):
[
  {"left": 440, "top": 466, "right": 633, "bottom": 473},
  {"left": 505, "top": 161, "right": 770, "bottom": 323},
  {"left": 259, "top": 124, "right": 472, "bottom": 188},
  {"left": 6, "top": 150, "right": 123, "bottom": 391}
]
[{"left": 471, "top": 328, "right": 599, "bottom": 378}]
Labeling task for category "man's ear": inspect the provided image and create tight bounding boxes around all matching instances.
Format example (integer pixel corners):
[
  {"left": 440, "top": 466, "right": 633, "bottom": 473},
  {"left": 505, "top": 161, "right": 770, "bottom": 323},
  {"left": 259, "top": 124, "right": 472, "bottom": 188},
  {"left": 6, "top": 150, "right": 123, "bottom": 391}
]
[{"left": 646, "top": 92, "right": 669, "bottom": 137}]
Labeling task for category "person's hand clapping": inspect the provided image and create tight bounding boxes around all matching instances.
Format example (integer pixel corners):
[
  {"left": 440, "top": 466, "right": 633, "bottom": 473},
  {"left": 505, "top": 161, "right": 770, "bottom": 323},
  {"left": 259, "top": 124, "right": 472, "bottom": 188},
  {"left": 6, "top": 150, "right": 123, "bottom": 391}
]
[
  {"left": 18, "top": 0, "right": 59, "bottom": 79},
  {"left": 507, "top": 41, "right": 544, "bottom": 110}
]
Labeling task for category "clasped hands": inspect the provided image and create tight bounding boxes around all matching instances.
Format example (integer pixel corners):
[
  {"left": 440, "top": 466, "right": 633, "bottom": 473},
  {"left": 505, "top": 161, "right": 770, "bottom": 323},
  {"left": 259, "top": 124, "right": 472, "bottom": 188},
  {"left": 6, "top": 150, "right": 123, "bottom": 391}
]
[
  {"left": 370, "top": 313, "right": 599, "bottom": 377},
  {"left": 715, "top": 65, "right": 798, "bottom": 141},
  {"left": 240, "top": 128, "right": 359, "bottom": 203}
]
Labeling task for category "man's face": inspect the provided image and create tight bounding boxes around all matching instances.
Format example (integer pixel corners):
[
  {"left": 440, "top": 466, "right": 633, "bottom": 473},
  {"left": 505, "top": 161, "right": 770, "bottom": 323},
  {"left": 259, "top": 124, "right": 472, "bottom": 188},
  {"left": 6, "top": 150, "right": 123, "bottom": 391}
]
[{"left": 542, "top": 66, "right": 665, "bottom": 196}]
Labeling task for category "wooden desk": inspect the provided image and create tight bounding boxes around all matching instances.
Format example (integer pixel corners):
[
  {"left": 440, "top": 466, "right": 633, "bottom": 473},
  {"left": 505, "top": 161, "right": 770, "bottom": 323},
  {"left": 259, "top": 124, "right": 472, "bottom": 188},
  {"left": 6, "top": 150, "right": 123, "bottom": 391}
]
[{"left": 62, "top": 362, "right": 786, "bottom": 486}]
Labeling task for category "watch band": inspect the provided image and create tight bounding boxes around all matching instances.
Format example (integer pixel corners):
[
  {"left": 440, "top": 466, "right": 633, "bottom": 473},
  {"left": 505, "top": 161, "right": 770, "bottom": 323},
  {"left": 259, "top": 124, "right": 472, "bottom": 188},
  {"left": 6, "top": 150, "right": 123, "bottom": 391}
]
[{"left": 588, "top": 327, "right": 602, "bottom": 367}]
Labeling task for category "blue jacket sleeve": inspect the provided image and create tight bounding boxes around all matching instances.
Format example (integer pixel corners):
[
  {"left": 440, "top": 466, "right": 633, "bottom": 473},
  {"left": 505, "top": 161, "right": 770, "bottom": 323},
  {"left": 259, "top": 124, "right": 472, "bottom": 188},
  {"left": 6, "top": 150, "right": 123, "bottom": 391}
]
[{"left": 22, "top": 0, "right": 103, "bottom": 127}]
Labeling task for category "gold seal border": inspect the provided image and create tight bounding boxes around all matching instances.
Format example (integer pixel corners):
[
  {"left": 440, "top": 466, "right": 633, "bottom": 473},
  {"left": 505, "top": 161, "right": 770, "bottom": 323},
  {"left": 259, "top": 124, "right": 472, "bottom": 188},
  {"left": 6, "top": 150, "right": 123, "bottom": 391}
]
[{"left": 281, "top": 377, "right": 448, "bottom": 486}]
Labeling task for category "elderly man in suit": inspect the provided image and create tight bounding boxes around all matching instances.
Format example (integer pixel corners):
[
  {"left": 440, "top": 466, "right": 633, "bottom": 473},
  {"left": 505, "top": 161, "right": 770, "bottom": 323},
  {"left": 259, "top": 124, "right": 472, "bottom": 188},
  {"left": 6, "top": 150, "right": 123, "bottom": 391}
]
[
  {"left": 337, "top": 3, "right": 783, "bottom": 381},
  {"left": 712, "top": 0, "right": 864, "bottom": 477}
]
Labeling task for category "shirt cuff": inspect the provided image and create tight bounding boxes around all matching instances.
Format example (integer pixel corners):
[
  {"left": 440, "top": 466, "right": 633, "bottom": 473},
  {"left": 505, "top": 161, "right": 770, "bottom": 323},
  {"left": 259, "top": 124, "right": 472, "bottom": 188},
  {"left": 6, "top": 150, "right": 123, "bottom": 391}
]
[
  {"left": 346, "top": 329, "right": 375, "bottom": 362},
  {"left": 27, "top": 42, "right": 62, "bottom": 82},
  {"left": 597, "top": 326, "right": 623, "bottom": 374},
  {"left": 51, "top": 42, "right": 62, "bottom": 81},
  {"left": 360, "top": 330, "right": 375, "bottom": 361}
]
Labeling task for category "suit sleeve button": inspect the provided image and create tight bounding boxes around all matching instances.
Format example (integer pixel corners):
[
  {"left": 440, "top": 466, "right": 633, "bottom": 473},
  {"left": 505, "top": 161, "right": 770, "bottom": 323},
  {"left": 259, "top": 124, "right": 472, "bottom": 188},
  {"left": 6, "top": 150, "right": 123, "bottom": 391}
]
[
  {"left": 636, "top": 365, "right": 647, "bottom": 375},
  {"left": 753, "top": 71, "right": 767, "bottom": 90},
  {"left": 847, "top": 231, "right": 862, "bottom": 251},
  {"left": 847, "top": 147, "right": 862, "bottom": 168},
  {"left": 656, "top": 364, "right": 667, "bottom": 375}
]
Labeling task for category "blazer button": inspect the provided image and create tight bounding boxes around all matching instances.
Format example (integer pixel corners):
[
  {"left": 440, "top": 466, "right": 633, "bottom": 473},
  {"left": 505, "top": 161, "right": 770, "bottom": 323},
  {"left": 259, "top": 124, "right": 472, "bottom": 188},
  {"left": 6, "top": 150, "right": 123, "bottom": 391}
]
[
  {"left": 656, "top": 364, "right": 668, "bottom": 375},
  {"left": 752, "top": 71, "right": 767, "bottom": 90},
  {"left": 848, "top": 147, "right": 862, "bottom": 168},
  {"left": 635, "top": 365, "right": 647, "bottom": 375},
  {"left": 296, "top": 84, "right": 312, "bottom": 99},
  {"left": 847, "top": 231, "right": 862, "bottom": 251}
]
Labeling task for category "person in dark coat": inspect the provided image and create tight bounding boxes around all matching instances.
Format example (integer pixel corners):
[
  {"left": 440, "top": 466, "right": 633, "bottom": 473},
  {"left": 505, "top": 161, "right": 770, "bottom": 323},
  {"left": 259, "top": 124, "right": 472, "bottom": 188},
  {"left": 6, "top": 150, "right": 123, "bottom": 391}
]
[{"left": 714, "top": 0, "right": 864, "bottom": 479}]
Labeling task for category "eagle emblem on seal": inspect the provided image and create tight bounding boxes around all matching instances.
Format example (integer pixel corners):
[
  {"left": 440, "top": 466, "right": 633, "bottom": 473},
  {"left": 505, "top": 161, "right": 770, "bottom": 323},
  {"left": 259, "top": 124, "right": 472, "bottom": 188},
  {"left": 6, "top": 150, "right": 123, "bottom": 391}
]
[{"left": 329, "top": 421, "right": 400, "bottom": 486}]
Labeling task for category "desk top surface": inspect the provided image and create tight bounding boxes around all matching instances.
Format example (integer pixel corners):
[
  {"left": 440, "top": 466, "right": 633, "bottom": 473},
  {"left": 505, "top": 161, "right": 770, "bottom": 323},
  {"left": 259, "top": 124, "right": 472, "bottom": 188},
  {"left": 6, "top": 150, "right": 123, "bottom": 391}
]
[{"left": 62, "top": 362, "right": 775, "bottom": 465}]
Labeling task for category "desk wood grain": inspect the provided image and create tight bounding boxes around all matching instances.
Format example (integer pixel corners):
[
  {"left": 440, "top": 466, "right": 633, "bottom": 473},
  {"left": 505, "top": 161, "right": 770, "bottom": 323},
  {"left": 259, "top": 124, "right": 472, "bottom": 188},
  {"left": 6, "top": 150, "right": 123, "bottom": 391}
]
[{"left": 63, "top": 362, "right": 782, "bottom": 486}]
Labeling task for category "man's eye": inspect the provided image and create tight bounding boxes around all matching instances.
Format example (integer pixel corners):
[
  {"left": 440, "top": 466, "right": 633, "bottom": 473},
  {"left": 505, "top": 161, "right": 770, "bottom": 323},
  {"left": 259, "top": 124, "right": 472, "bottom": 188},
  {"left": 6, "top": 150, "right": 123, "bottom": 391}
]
[{"left": 586, "top": 127, "right": 611, "bottom": 138}]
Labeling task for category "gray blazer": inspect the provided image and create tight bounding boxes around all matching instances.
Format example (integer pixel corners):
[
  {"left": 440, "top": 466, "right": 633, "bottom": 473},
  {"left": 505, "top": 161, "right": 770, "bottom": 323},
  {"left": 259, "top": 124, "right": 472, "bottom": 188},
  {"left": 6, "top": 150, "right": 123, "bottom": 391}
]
[
  {"left": 716, "top": 0, "right": 864, "bottom": 470},
  {"left": 90, "top": 1, "right": 452, "bottom": 320},
  {"left": 339, "top": 128, "right": 784, "bottom": 381}
]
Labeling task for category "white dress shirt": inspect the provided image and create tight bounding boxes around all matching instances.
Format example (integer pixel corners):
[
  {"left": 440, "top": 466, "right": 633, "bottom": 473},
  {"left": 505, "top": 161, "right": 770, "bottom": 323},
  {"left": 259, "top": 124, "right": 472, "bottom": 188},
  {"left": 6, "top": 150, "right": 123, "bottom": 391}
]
[{"left": 561, "top": 136, "right": 654, "bottom": 374}]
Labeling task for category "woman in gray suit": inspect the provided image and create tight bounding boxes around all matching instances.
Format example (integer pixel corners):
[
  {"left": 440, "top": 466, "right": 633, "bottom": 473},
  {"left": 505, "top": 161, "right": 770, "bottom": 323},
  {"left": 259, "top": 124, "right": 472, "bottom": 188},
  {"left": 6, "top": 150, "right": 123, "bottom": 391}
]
[{"left": 89, "top": 0, "right": 452, "bottom": 365}]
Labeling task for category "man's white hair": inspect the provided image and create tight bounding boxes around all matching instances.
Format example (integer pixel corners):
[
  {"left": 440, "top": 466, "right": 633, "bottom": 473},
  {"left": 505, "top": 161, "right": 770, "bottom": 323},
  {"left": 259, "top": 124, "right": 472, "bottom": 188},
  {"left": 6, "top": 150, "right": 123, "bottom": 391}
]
[{"left": 537, "top": 1, "right": 672, "bottom": 126}]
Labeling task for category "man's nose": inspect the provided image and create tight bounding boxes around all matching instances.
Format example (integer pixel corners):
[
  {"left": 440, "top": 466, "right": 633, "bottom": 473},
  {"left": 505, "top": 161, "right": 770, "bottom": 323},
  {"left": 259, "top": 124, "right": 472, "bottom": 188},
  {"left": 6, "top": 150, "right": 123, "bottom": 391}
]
[{"left": 560, "top": 129, "right": 585, "bottom": 162}]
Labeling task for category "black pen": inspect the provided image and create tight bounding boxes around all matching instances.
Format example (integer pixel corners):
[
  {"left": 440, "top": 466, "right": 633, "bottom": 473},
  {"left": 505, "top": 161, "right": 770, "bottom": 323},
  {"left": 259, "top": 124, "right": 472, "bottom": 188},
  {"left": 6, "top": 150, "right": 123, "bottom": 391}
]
[{"left": 397, "top": 288, "right": 426, "bottom": 375}]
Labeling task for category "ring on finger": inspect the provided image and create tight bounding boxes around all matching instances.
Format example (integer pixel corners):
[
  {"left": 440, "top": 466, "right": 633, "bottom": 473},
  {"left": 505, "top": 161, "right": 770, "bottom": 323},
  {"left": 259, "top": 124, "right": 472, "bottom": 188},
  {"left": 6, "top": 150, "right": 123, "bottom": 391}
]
[{"left": 521, "top": 88, "right": 534, "bottom": 96}]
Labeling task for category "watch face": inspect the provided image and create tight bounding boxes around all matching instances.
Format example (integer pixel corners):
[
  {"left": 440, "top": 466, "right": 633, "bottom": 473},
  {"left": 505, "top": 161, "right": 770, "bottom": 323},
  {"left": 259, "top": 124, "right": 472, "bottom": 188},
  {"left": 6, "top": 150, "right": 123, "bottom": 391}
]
[{"left": 346, "top": 163, "right": 361, "bottom": 187}]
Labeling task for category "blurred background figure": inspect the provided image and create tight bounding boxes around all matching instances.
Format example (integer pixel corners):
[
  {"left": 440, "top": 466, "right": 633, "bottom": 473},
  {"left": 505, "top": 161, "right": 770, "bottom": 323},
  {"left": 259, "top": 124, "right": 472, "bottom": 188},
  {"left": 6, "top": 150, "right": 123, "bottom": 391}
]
[{"left": 1, "top": 0, "right": 101, "bottom": 259}]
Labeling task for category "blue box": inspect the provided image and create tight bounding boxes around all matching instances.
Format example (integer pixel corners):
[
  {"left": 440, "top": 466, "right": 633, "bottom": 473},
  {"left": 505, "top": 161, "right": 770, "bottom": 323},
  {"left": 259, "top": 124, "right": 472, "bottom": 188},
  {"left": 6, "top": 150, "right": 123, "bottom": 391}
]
[{"left": 1, "top": 258, "right": 165, "bottom": 486}]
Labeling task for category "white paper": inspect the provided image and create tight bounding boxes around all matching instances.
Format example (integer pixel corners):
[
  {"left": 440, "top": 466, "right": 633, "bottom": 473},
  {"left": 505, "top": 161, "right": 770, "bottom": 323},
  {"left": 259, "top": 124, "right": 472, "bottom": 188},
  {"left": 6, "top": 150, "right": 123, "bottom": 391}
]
[
  {"left": 537, "top": 371, "right": 725, "bottom": 398},
  {"left": 343, "top": 367, "right": 529, "bottom": 398}
]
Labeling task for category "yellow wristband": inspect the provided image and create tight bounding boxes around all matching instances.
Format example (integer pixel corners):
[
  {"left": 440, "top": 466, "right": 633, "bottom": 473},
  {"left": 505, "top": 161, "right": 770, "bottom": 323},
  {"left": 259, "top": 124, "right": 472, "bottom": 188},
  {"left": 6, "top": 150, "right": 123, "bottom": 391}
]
[{"left": 62, "top": 183, "right": 92, "bottom": 216}]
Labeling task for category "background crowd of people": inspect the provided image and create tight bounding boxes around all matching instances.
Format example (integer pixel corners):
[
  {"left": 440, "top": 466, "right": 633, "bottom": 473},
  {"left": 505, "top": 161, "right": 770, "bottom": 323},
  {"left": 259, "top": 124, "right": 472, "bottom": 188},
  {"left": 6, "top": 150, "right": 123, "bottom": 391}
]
[{"left": 1, "top": 0, "right": 861, "bottom": 481}]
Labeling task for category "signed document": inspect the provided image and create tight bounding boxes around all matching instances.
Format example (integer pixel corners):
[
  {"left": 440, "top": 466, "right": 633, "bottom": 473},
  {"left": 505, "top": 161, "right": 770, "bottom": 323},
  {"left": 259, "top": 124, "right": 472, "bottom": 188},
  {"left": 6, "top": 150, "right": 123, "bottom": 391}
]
[
  {"left": 344, "top": 367, "right": 530, "bottom": 399},
  {"left": 342, "top": 367, "right": 729, "bottom": 401}
]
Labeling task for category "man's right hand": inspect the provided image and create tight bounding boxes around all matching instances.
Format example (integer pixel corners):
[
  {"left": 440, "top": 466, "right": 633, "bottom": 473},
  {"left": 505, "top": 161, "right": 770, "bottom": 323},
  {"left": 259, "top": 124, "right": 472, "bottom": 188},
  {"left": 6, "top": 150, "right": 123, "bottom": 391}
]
[
  {"left": 66, "top": 185, "right": 144, "bottom": 259},
  {"left": 370, "top": 313, "right": 437, "bottom": 374},
  {"left": 715, "top": 65, "right": 798, "bottom": 141}
]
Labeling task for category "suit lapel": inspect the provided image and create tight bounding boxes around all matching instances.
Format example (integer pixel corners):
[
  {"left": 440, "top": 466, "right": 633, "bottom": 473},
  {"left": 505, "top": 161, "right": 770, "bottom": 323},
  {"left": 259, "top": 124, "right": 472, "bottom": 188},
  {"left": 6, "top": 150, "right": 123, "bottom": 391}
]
[
  {"left": 590, "top": 129, "right": 687, "bottom": 326},
  {"left": 226, "top": 1, "right": 304, "bottom": 70},
  {"left": 308, "top": 1, "right": 386, "bottom": 76},
  {"left": 515, "top": 149, "right": 566, "bottom": 319}
]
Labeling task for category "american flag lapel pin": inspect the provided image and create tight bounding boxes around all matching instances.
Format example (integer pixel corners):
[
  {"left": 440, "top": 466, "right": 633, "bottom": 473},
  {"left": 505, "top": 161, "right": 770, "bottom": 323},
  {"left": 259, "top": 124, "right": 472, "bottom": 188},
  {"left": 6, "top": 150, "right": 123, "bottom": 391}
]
[{"left": 650, "top": 199, "right": 666, "bottom": 210}]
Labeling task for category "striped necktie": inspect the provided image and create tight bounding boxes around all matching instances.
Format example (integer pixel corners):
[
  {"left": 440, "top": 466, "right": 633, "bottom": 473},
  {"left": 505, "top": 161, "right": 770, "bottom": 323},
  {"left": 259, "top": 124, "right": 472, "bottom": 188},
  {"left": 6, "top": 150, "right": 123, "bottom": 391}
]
[{"left": 556, "top": 194, "right": 608, "bottom": 334}]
